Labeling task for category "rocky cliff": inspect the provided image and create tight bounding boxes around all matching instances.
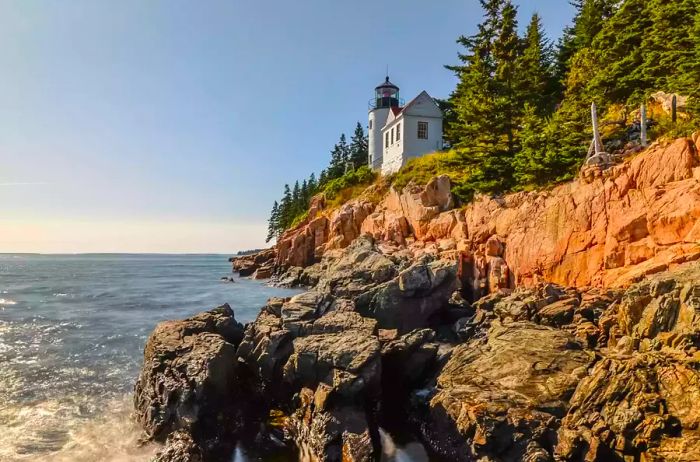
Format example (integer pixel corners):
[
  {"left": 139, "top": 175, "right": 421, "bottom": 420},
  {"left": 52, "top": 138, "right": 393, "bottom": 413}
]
[
  {"left": 273, "top": 134, "right": 700, "bottom": 295},
  {"left": 137, "top": 134, "right": 700, "bottom": 462}
]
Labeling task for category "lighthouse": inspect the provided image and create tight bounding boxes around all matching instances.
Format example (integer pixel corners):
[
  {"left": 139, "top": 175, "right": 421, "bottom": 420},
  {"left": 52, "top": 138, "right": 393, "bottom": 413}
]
[
  {"left": 368, "top": 76, "right": 401, "bottom": 170},
  {"left": 367, "top": 75, "right": 444, "bottom": 174}
]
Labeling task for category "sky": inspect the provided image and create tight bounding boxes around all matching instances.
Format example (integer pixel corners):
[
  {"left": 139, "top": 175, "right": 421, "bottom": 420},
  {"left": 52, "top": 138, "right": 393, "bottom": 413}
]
[{"left": 0, "top": 0, "right": 575, "bottom": 253}]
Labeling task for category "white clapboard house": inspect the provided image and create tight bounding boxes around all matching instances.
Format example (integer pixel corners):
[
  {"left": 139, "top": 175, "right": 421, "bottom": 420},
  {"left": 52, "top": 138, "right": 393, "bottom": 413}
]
[{"left": 368, "top": 76, "right": 443, "bottom": 174}]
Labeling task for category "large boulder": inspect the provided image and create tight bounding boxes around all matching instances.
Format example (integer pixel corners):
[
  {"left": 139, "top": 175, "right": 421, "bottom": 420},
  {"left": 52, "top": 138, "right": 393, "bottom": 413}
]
[
  {"left": 133, "top": 304, "right": 244, "bottom": 457},
  {"left": 425, "top": 322, "right": 593, "bottom": 461},
  {"left": 359, "top": 259, "right": 459, "bottom": 331}
]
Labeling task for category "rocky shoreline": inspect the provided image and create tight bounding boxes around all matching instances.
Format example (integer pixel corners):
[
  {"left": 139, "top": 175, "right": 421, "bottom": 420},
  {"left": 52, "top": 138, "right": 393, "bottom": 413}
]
[{"left": 134, "top": 135, "right": 700, "bottom": 461}]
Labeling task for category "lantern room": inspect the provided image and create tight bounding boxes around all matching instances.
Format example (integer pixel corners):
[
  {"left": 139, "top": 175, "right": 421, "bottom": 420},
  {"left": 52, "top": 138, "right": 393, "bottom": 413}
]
[{"left": 374, "top": 76, "right": 400, "bottom": 109}]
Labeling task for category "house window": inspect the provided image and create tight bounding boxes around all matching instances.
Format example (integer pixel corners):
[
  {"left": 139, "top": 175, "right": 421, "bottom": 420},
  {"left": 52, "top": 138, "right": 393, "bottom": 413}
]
[
  {"left": 391, "top": 127, "right": 394, "bottom": 144},
  {"left": 369, "top": 120, "right": 373, "bottom": 130},
  {"left": 396, "top": 123, "right": 401, "bottom": 141},
  {"left": 417, "top": 121, "right": 428, "bottom": 139},
  {"left": 385, "top": 132, "right": 389, "bottom": 148}
]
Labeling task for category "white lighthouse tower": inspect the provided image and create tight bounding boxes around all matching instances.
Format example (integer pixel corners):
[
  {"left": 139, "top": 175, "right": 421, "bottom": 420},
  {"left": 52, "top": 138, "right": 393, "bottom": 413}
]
[{"left": 368, "top": 76, "right": 401, "bottom": 170}]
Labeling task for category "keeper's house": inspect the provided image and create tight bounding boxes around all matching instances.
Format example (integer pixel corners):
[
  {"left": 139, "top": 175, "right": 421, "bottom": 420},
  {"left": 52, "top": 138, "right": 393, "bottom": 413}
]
[{"left": 368, "top": 76, "right": 444, "bottom": 175}]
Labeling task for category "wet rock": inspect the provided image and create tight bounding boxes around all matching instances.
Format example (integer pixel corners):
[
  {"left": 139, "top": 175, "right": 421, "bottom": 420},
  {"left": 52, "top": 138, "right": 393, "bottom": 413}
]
[
  {"left": 381, "top": 329, "right": 438, "bottom": 387},
  {"left": 285, "top": 386, "right": 376, "bottom": 462},
  {"left": 152, "top": 430, "right": 204, "bottom": 462},
  {"left": 133, "top": 305, "right": 243, "bottom": 451},
  {"left": 236, "top": 309, "right": 293, "bottom": 386}
]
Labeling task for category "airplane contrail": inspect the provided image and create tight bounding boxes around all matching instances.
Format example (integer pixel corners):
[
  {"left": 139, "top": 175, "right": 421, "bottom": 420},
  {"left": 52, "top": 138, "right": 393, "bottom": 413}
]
[{"left": 0, "top": 182, "right": 50, "bottom": 186}]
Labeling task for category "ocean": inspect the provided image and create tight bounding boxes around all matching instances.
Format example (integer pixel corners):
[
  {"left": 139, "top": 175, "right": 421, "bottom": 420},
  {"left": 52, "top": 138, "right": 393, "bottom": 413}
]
[
  {"left": 0, "top": 253, "right": 301, "bottom": 461},
  {"left": 0, "top": 254, "right": 431, "bottom": 462}
]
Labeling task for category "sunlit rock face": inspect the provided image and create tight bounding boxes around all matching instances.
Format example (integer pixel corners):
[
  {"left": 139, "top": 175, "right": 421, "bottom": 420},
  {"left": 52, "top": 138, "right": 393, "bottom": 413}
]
[{"left": 274, "top": 135, "right": 700, "bottom": 295}]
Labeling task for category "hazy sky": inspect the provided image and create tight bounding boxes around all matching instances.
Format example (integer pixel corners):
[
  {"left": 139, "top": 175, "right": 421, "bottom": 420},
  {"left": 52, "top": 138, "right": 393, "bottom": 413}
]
[{"left": 0, "top": 0, "right": 575, "bottom": 253}]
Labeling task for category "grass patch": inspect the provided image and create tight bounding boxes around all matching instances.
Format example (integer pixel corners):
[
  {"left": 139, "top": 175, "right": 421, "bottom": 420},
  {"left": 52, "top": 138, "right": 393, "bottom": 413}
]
[{"left": 389, "top": 150, "right": 474, "bottom": 203}]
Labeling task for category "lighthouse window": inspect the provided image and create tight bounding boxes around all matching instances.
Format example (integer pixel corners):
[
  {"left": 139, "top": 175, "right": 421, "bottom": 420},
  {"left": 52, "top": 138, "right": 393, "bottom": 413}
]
[
  {"left": 417, "top": 121, "right": 428, "bottom": 139},
  {"left": 396, "top": 123, "right": 401, "bottom": 141},
  {"left": 385, "top": 132, "right": 389, "bottom": 148},
  {"left": 369, "top": 120, "right": 373, "bottom": 130},
  {"left": 391, "top": 128, "right": 394, "bottom": 144}
]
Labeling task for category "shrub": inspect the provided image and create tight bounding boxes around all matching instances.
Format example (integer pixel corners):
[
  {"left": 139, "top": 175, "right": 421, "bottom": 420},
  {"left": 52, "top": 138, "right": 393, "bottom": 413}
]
[{"left": 389, "top": 151, "right": 474, "bottom": 204}]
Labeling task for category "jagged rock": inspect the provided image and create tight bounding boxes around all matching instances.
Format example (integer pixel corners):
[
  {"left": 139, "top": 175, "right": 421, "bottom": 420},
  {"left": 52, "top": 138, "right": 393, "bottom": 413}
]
[
  {"left": 152, "top": 431, "right": 204, "bottom": 462},
  {"left": 285, "top": 387, "right": 376, "bottom": 462},
  {"left": 313, "top": 236, "right": 400, "bottom": 298},
  {"left": 360, "top": 259, "right": 458, "bottom": 332},
  {"left": 236, "top": 309, "right": 293, "bottom": 385},
  {"left": 537, "top": 297, "right": 579, "bottom": 327},
  {"left": 231, "top": 248, "right": 276, "bottom": 277},
  {"left": 556, "top": 353, "right": 700, "bottom": 461},
  {"left": 425, "top": 321, "right": 593, "bottom": 462},
  {"left": 283, "top": 330, "right": 381, "bottom": 399},
  {"left": 133, "top": 304, "right": 243, "bottom": 449},
  {"left": 381, "top": 328, "right": 438, "bottom": 387},
  {"left": 253, "top": 265, "right": 274, "bottom": 279}
]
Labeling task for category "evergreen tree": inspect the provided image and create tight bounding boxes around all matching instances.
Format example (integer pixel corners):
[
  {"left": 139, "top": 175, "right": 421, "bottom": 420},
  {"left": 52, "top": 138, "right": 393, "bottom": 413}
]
[
  {"left": 555, "top": 0, "right": 617, "bottom": 82},
  {"left": 349, "top": 122, "right": 369, "bottom": 169},
  {"left": 308, "top": 173, "right": 318, "bottom": 195},
  {"left": 517, "top": 13, "right": 557, "bottom": 116},
  {"left": 446, "top": 0, "right": 522, "bottom": 193},
  {"left": 279, "top": 184, "right": 292, "bottom": 229},
  {"left": 642, "top": 0, "right": 699, "bottom": 97},
  {"left": 328, "top": 140, "right": 344, "bottom": 179},
  {"left": 291, "top": 180, "right": 301, "bottom": 216},
  {"left": 300, "top": 179, "right": 309, "bottom": 209},
  {"left": 266, "top": 201, "right": 280, "bottom": 243}
]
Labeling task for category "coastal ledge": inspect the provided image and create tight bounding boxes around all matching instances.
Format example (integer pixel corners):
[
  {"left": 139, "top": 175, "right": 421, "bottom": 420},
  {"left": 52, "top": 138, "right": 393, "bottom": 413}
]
[
  {"left": 136, "top": 134, "right": 700, "bottom": 461},
  {"left": 136, "top": 236, "right": 700, "bottom": 461}
]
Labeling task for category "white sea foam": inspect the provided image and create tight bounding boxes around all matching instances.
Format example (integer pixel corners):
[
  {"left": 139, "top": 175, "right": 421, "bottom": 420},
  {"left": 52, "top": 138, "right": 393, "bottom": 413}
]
[
  {"left": 0, "top": 298, "right": 17, "bottom": 305},
  {"left": 0, "top": 395, "right": 158, "bottom": 462}
]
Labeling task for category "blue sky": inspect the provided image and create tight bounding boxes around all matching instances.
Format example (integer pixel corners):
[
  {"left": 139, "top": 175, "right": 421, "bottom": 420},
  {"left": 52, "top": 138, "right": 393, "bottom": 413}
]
[{"left": 0, "top": 0, "right": 575, "bottom": 253}]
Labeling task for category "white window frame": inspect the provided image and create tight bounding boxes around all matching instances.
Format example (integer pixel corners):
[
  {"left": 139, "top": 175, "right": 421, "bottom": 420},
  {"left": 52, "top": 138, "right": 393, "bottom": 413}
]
[
  {"left": 385, "top": 132, "right": 389, "bottom": 148},
  {"left": 391, "top": 127, "right": 394, "bottom": 144},
  {"left": 396, "top": 123, "right": 401, "bottom": 142}
]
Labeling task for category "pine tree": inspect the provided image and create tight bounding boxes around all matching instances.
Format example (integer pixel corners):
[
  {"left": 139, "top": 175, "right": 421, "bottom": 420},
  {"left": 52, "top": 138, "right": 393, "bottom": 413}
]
[
  {"left": 349, "top": 122, "right": 369, "bottom": 169},
  {"left": 300, "top": 179, "right": 309, "bottom": 209},
  {"left": 555, "top": 0, "right": 618, "bottom": 82},
  {"left": 308, "top": 173, "right": 318, "bottom": 195},
  {"left": 279, "top": 184, "right": 293, "bottom": 229},
  {"left": 291, "top": 180, "right": 301, "bottom": 216},
  {"left": 266, "top": 201, "right": 280, "bottom": 242},
  {"left": 642, "top": 0, "right": 699, "bottom": 97},
  {"left": 517, "top": 13, "right": 557, "bottom": 116},
  {"left": 446, "top": 0, "right": 522, "bottom": 194}
]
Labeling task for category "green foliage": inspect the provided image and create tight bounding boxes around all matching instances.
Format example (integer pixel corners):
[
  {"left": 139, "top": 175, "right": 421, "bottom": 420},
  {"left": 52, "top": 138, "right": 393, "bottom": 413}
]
[
  {"left": 267, "top": 0, "right": 700, "bottom": 241},
  {"left": 323, "top": 166, "right": 376, "bottom": 202},
  {"left": 267, "top": 122, "right": 370, "bottom": 238},
  {"left": 390, "top": 151, "right": 475, "bottom": 204}
]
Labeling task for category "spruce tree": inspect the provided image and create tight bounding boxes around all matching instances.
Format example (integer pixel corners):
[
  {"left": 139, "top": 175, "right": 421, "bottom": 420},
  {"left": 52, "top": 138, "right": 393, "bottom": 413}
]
[
  {"left": 555, "top": 0, "right": 617, "bottom": 82},
  {"left": 279, "top": 184, "right": 292, "bottom": 229},
  {"left": 517, "top": 13, "right": 557, "bottom": 116},
  {"left": 291, "top": 181, "right": 301, "bottom": 216},
  {"left": 349, "top": 122, "right": 369, "bottom": 169},
  {"left": 308, "top": 173, "right": 317, "bottom": 195},
  {"left": 446, "top": 0, "right": 522, "bottom": 194},
  {"left": 266, "top": 201, "right": 280, "bottom": 242},
  {"left": 300, "top": 179, "right": 309, "bottom": 209}
]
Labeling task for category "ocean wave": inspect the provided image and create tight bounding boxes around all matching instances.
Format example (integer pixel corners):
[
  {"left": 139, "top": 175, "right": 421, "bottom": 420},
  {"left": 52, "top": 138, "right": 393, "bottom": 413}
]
[
  {"left": 0, "top": 298, "right": 17, "bottom": 305},
  {"left": 0, "top": 395, "right": 158, "bottom": 462}
]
